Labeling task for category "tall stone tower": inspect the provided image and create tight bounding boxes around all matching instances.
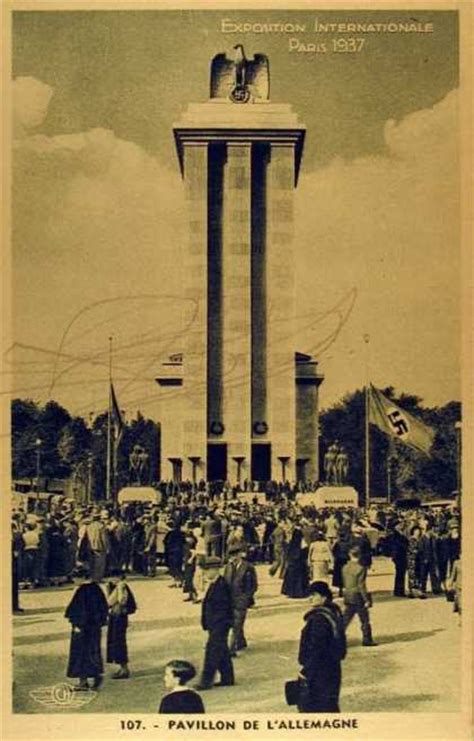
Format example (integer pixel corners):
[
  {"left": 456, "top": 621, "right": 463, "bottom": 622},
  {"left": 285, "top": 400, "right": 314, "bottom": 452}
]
[{"left": 157, "top": 47, "right": 323, "bottom": 485}]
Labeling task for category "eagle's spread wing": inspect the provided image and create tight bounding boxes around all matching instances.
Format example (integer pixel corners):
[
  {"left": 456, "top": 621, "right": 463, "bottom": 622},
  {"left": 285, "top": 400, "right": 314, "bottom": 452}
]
[
  {"left": 210, "top": 53, "right": 235, "bottom": 98},
  {"left": 246, "top": 54, "right": 270, "bottom": 100}
]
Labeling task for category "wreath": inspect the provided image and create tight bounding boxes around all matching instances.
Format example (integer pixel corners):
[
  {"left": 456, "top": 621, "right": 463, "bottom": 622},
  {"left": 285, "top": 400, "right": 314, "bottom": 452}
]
[
  {"left": 253, "top": 421, "right": 268, "bottom": 435},
  {"left": 209, "top": 421, "right": 225, "bottom": 436}
]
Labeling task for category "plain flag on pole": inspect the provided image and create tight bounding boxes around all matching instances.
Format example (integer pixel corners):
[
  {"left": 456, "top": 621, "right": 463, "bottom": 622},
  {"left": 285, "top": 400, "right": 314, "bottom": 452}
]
[
  {"left": 110, "top": 383, "right": 124, "bottom": 451},
  {"left": 368, "top": 384, "right": 435, "bottom": 456}
]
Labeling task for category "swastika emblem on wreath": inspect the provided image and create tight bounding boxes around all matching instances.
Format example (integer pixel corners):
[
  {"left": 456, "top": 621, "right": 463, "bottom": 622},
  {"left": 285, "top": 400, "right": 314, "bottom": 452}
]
[{"left": 386, "top": 407, "right": 410, "bottom": 439}]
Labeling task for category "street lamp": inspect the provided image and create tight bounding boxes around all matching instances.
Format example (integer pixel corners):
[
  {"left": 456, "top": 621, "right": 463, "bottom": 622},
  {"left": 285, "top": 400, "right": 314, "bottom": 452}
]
[
  {"left": 35, "top": 438, "right": 42, "bottom": 496},
  {"left": 87, "top": 452, "right": 93, "bottom": 504},
  {"left": 455, "top": 421, "right": 462, "bottom": 503}
]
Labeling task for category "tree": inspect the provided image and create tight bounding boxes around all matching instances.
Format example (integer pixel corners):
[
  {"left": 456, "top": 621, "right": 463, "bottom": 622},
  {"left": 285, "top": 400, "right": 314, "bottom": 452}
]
[
  {"left": 58, "top": 417, "right": 92, "bottom": 468},
  {"left": 11, "top": 397, "right": 162, "bottom": 499},
  {"left": 36, "top": 400, "right": 72, "bottom": 481},
  {"left": 90, "top": 412, "right": 108, "bottom": 500},
  {"left": 117, "top": 412, "right": 160, "bottom": 490},
  {"left": 320, "top": 388, "right": 389, "bottom": 498},
  {"left": 11, "top": 398, "right": 41, "bottom": 481},
  {"left": 418, "top": 401, "right": 461, "bottom": 496},
  {"left": 58, "top": 417, "right": 93, "bottom": 498},
  {"left": 320, "top": 388, "right": 460, "bottom": 501}
]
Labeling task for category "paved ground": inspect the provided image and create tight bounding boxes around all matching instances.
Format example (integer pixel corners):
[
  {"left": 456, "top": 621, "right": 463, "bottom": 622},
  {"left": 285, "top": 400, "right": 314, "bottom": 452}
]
[{"left": 12, "top": 557, "right": 461, "bottom": 714}]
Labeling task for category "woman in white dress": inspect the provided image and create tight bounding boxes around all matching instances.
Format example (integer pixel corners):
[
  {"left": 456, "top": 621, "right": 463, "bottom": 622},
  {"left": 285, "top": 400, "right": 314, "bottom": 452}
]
[{"left": 308, "top": 532, "right": 334, "bottom": 584}]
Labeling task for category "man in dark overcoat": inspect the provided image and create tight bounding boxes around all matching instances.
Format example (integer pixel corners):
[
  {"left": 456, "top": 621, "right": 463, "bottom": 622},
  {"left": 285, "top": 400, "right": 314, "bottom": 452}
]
[
  {"left": 418, "top": 525, "right": 441, "bottom": 596},
  {"left": 197, "top": 557, "right": 234, "bottom": 690},
  {"left": 391, "top": 523, "right": 409, "bottom": 596},
  {"left": 64, "top": 569, "right": 109, "bottom": 690},
  {"left": 224, "top": 545, "right": 258, "bottom": 655},
  {"left": 298, "top": 581, "right": 347, "bottom": 712}
]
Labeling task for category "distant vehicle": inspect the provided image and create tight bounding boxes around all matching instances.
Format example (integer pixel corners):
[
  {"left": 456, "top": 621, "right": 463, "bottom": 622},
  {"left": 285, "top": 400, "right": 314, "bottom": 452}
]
[
  {"left": 11, "top": 490, "right": 52, "bottom": 513},
  {"left": 117, "top": 486, "right": 162, "bottom": 505},
  {"left": 296, "top": 486, "right": 359, "bottom": 509},
  {"left": 421, "top": 499, "right": 457, "bottom": 510}
]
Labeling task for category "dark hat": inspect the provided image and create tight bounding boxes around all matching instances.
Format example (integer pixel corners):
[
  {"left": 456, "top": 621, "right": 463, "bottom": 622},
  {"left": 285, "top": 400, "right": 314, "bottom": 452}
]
[
  {"left": 308, "top": 581, "right": 333, "bottom": 600},
  {"left": 202, "top": 556, "right": 222, "bottom": 569}
]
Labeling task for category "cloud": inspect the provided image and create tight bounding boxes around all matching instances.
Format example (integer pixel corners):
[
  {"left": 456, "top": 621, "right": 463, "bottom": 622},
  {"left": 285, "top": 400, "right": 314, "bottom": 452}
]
[
  {"left": 295, "top": 89, "right": 459, "bottom": 408},
  {"left": 13, "top": 121, "right": 184, "bottom": 269},
  {"left": 385, "top": 89, "right": 458, "bottom": 163},
  {"left": 13, "top": 76, "right": 53, "bottom": 137},
  {"left": 11, "top": 83, "right": 460, "bottom": 415},
  {"left": 12, "top": 83, "right": 186, "bottom": 414}
]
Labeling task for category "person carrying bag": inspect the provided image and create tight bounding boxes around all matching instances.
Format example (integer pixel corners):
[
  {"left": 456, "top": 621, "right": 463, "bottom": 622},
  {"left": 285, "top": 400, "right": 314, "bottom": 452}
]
[{"left": 286, "top": 581, "right": 346, "bottom": 712}]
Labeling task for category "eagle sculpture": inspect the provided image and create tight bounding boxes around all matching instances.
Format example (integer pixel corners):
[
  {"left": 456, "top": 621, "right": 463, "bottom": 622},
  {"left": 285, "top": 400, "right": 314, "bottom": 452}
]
[{"left": 210, "top": 45, "right": 270, "bottom": 103}]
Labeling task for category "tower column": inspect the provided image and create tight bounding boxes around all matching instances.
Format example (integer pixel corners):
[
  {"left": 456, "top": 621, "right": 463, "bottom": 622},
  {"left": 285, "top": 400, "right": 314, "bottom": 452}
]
[
  {"left": 182, "top": 142, "right": 208, "bottom": 482},
  {"left": 171, "top": 58, "right": 308, "bottom": 486},
  {"left": 266, "top": 143, "right": 296, "bottom": 482},
  {"left": 222, "top": 143, "right": 252, "bottom": 483}
]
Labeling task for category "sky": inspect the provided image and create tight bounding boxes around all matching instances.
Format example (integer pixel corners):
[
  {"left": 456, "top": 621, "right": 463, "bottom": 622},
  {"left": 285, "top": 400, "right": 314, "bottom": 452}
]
[{"left": 8, "top": 8, "right": 460, "bottom": 421}]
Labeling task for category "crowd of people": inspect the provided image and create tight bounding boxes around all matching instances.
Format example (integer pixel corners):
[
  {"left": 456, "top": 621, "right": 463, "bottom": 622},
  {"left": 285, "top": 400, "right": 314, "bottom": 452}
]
[
  {"left": 11, "top": 484, "right": 461, "bottom": 602},
  {"left": 11, "top": 484, "right": 462, "bottom": 712}
]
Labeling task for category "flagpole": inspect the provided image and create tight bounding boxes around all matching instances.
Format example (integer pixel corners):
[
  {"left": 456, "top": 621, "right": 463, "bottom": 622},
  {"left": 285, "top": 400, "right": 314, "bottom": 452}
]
[
  {"left": 363, "top": 334, "right": 370, "bottom": 508},
  {"left": 106, "top": 336, "right": 112, "bottom": 502},
  {"left": 387, "top": 438, "right": 394, "bottom": 503}
]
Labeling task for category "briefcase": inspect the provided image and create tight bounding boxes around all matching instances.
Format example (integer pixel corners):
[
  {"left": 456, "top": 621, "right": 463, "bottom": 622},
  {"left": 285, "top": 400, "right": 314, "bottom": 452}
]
[{"left": 284, "top": 679, "right": 302, "bottom": 706}]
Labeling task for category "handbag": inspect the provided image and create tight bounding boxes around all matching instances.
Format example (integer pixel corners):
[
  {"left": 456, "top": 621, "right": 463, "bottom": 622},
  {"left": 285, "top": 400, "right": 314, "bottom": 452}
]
[
  {"left": 125, "top": 584, "right": 137, "bottom": 614},
  {"left": 285, "top": 678, "right": 304, "bottom": 706}
]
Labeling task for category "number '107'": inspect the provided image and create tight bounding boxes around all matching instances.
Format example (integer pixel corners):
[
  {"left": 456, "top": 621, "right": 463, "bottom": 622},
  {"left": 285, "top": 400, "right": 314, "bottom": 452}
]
[
  {"left": 332, "top": 38, "right": 365, "bottom": 52},
  {"left": 120, "top": 720, "right": 143, "bottom": 730}
]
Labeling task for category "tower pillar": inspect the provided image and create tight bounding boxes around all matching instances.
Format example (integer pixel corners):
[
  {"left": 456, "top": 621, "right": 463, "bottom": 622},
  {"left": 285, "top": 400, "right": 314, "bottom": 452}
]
[
  {"left": 222, "top": 143, "right": 252, "bottom": 481},
  {"left": 267, "top": 143, "right": 297, "bottom": 481},
  {"left": 182, "top": 142, "right": 208, "bottom": 481}
]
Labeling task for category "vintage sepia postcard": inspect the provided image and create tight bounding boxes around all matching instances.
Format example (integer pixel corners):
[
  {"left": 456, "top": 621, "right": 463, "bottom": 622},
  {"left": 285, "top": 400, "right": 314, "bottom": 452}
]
[{"left": 1, "top": 2, "right": 472, "bottom": 741}]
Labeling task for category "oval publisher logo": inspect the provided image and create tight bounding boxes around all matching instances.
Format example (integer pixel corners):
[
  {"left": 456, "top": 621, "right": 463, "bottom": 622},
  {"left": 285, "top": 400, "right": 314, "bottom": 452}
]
[{"left": 29, "top": 683, "right": 97, "bottom": 709}]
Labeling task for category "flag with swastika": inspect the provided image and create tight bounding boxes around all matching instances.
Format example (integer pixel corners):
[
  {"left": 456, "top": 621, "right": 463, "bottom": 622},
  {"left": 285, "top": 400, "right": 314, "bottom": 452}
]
[{"left": 368, "top": 384, "right": 435, "bottom": 456}]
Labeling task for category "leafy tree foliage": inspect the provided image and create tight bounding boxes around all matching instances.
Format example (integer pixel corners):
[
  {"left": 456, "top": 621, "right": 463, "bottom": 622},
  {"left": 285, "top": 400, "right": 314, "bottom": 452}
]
[
  {"left": 320, "top": 388, "right": 461, "bottom": 502},
  {"left": 12, "top": 398, "right": 161, "bottom": 499},
  {"left": 11, "top": 399, "right": 41, "bottom": 481}
]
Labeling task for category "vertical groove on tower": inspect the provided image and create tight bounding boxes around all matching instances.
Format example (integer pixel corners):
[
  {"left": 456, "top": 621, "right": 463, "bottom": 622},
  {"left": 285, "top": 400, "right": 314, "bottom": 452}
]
[
  {"left": 207, "top": 144, "right": 225, "bottom": 434},
  {"left": 251, "top": 143, "right": 268, "bottom": 433}
]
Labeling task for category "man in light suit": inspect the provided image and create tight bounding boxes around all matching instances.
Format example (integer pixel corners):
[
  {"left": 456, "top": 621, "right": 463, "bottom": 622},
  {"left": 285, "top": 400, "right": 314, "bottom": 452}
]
[
  {"left": 84, "top": 511, "right": 110, "bottom": 583},
  {"left": 342, "top": 546, "right": 377, "bottom": 646},
  {"left": 224, "top": 545, "right": 258, "bottom": 656}
]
